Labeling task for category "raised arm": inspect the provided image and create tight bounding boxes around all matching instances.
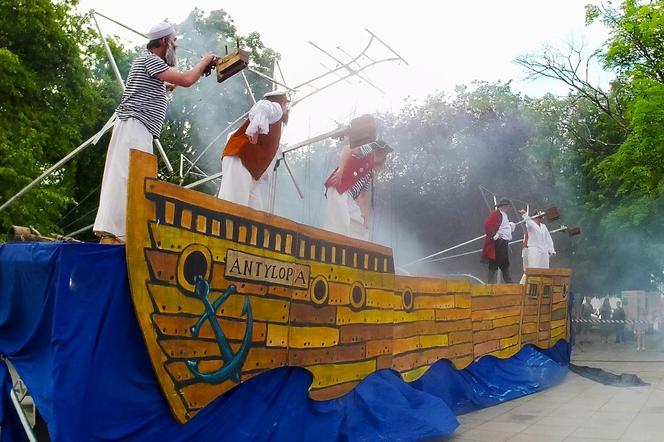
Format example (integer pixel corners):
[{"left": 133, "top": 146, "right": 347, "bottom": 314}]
[{"left": 156, "top": 53, "right": 216, "bottom": 87}]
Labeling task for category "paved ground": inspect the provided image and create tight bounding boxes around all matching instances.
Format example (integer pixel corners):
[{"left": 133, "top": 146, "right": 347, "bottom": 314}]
[{"left": 436, "top": 336, "right": 664, "bottom": 441}]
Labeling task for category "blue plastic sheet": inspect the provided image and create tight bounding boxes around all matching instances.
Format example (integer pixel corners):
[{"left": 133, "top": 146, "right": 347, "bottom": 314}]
[
  {"left": 0, "top": 243, "right": 569, "bottom": 441},
  {"left": 1, "top": 362, "right": 28, "bottom": 442}
]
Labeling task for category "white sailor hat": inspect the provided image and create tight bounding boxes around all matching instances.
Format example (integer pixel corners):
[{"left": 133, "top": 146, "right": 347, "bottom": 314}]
[
  {"left": 263, "top": 89, "right": 289, "bottom": 99},
  {"left": 147, "top": 22, "right": 176, "bottom": 40}
]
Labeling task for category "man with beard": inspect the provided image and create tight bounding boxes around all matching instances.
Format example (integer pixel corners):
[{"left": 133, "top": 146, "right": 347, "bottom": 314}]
[
  {"left": 323, "top": 140, "right": 392, "bottom": 241},
  {"left": 94, "top": 22, "right": 215, "bottom": 244},
  {"left": 217, "top": 90, "right": 290, "bottom": 210}
]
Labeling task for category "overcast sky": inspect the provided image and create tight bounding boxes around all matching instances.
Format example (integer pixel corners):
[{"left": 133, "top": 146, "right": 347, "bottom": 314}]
[{"left": 78, "top": 0, "right": 611, "bottom": 144}]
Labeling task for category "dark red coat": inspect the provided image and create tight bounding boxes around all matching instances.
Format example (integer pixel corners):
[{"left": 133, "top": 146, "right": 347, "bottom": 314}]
[{"left": 481, "top": 210, "right": 503, "bottom": 262}]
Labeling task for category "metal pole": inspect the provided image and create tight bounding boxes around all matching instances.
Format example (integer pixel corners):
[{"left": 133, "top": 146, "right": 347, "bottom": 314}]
[
  {"left": 67, "top": 223, "right": 94, "bottom": 237},
  {"left": 91, "top": 11, "right": 173, "bottom": 173},
  {"left": 283, "top": 126, "right": 348, "bottom": 154},
  {"left": 402, "top": 213, "right": 546, "bottom": 268},
  {"left": 293, "top": 35, "right": 373, "bottom": 90},
  {"left": 364, "top": 28, "right": 409, "bottom": 65},
  {"left": 241, "top": 71, "right": 257, "bottom": 104},
  {"left": 0, "top": 117, "right": 115, "bottom": 214},
  {"left": 275, "top": 59, "right": 287, "bottom": 85},
  {"left": 281, "top": 156, "right": 304, "bottom": 199},
  {"left": 246, "top": 68, "right": 297, "bottom": 92},
  {"left": 180, "top": 111, "right": 248, "bottom": 183},
  {"left": 321, "top": 62, "right": 353, "bottom": 85},
  {"left": 10, "top": 389, "right": 37, "bottom": 442},
  {"left": 290, "top": 58, "right": 400, "bottom": 107},
  {"left": 308, "top": 41, "right": 384, "bottom": 94},
  {"left": 90, "top": 9, "right": 147, "bottom": 39},
  {"left": 153, "top": 140, "right": 174, "bottom": 174},
  {"left": 266, "top": 60, "right": 279, "bottom": 214},
  {"left": 428, "top": 225, "right": 569, "bottom": 263},
  {"left": 92, "top": 12, "right": 124, "bottom": 89},
  {"left": 184, "top": 171, "right": 223, "bottom": 189},
  {"left": 402, "top": 234, "right": 486, "bottom": 268},
  {"left": 180, "top": 155, "right": 210, "bottom": 179},
  {"left": 268, "top": 169, "right": 277, "bottom": 214}
]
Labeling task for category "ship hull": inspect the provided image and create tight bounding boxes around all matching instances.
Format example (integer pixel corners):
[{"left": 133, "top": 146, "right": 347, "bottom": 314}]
[{"left": 126, "top": 150, "right": 571, "bottom": 423}]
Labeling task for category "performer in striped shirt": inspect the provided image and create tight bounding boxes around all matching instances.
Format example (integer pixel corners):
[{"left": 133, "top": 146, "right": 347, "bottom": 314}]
[
  {"left": 94, "top": 22, "right": 216, "bottom": 244},
  {"left": 323, "top": 140, "right": 392, "bottom": 241}
]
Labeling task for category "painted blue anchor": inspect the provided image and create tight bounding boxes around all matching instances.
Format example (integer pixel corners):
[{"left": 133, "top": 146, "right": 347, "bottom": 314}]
[{"left": 186, "top": 276, "right": 253, "bottom": 384}]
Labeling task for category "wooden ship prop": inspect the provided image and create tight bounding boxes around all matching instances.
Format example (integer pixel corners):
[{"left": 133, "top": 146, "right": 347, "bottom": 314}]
[{"left": 126, "top": 149, "right": 572, "bottom": 423}]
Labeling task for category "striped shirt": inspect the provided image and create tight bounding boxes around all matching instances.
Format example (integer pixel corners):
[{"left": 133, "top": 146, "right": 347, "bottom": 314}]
[
  {"left": 348, "top": 143, "right": 374, "bottom": 199},
  {"left": 116, "top": 52, "right": 170, "bottom": 138}
]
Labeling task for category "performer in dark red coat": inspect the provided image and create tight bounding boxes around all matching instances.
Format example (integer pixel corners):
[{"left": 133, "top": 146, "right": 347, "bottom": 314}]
[{"left": 481, "top": 199, "right": 515, "bottom": 283}]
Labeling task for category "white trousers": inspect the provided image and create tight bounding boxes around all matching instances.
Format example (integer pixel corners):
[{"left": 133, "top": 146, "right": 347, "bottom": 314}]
[
  {"left": 527, "top": 247, "right": 550, "bottom": 268},
  {"left": 94, "top": 118, "right": 153, "bottom": 239},
  {"left": 323, "top": 189, "right": 369, "bottom": 241},
  {"left": 520, "top": 247, "right": 550, "bottom": 284},
  {"left": 217, "top": 156, "right": 264, "bottom": 211}
]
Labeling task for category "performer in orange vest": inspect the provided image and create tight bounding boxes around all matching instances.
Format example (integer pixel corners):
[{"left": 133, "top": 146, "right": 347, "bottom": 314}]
[
  {"left": 323, "top": 140, "right": 392, "bottom": 240},
  {"left": 481, "top": 199, "right": 515, "bottom": 283},
  {"left": 217, "top": 90, "right": 289, "bottom": 210}
]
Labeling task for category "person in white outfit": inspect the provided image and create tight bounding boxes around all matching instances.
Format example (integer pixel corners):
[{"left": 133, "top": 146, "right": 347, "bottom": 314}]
[
  {"left": 93, "top": 22, "right": 215, "bottom": 243},
  {"left": 217, "top": 90, "right": 289, "bottom": 210},
  {"left": 519, "top": 209, "right": 555, "bottom": 283},
  {"left": 323, "top": 140, "right": 392, "bottom": 240}
]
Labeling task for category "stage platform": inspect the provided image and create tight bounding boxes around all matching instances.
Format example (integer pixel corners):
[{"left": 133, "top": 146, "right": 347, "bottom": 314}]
[{"left": 0, "top": 243, "right": 570, "bottom": 441}]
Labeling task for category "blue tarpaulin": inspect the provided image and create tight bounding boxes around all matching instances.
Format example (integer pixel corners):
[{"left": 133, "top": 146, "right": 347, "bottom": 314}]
[{"left": 0, "top": 243, "right": 569, "bottom": 441}]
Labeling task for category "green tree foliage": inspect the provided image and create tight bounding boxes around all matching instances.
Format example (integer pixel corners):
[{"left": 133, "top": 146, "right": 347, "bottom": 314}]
[
  {"left": 0, "top": 3, "right": 278, "bottom": 238},
  {"left": 587, "top": 0, "right": 664, "bottom": 82},
  {"left": 507, "top": 1, "right": 664, "bottom": 292},
  {"left": 588, "top": 0, "right": 664, "bottom": 289},
  {"left": 0, "top": 0, "right": 107, "bottom": 235}
]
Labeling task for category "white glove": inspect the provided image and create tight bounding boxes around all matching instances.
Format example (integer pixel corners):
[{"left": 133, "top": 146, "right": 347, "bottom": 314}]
[
  {"left": 492, "top": 233, "right": 500, "bottom": 240},
  {"left": 550, "top": 251, "right": 556, "bottom": 256}
]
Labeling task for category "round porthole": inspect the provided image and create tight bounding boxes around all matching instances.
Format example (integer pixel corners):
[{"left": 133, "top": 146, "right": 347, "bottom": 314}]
[
  {"left": 176, "top": 244, "right": 212, "bottom": 293},
  {"left": 349, "top": 282, "right": 366, "bottom": 310},
  {"left": 402, "top": 288, "right": 414, "bottom": 312},
  {"left": 310, "top": 275, "right": 329, "bottom": 305}
]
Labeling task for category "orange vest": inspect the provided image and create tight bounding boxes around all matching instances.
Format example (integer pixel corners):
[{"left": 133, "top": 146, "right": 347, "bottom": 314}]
[{"left": 222, "top": 119, "right": 282, "bottom": 180}]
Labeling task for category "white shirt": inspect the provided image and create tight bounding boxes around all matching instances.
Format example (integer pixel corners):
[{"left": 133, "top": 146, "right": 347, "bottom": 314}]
[
  {"left": 523, "top": 213, "right": 555, "bottom": 254},
  {"left": 245, "top": 100, "right": 283, "bottom": 136},
  {"left": 496, "top": 209, "right": 516, "bottom": 240}
]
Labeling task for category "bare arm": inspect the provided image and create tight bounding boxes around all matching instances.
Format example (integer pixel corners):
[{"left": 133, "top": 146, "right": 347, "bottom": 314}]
[{"left": 156, "top": 53, "right": 215, "bottom": 87}]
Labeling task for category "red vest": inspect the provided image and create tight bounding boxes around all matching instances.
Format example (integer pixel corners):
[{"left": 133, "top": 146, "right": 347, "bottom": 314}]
[
  {"left": 324, "top": 153, "right": 375, "bottom": 194},
  {"left": 222, "top": 119, "right": 282, "bottom": 180}
]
